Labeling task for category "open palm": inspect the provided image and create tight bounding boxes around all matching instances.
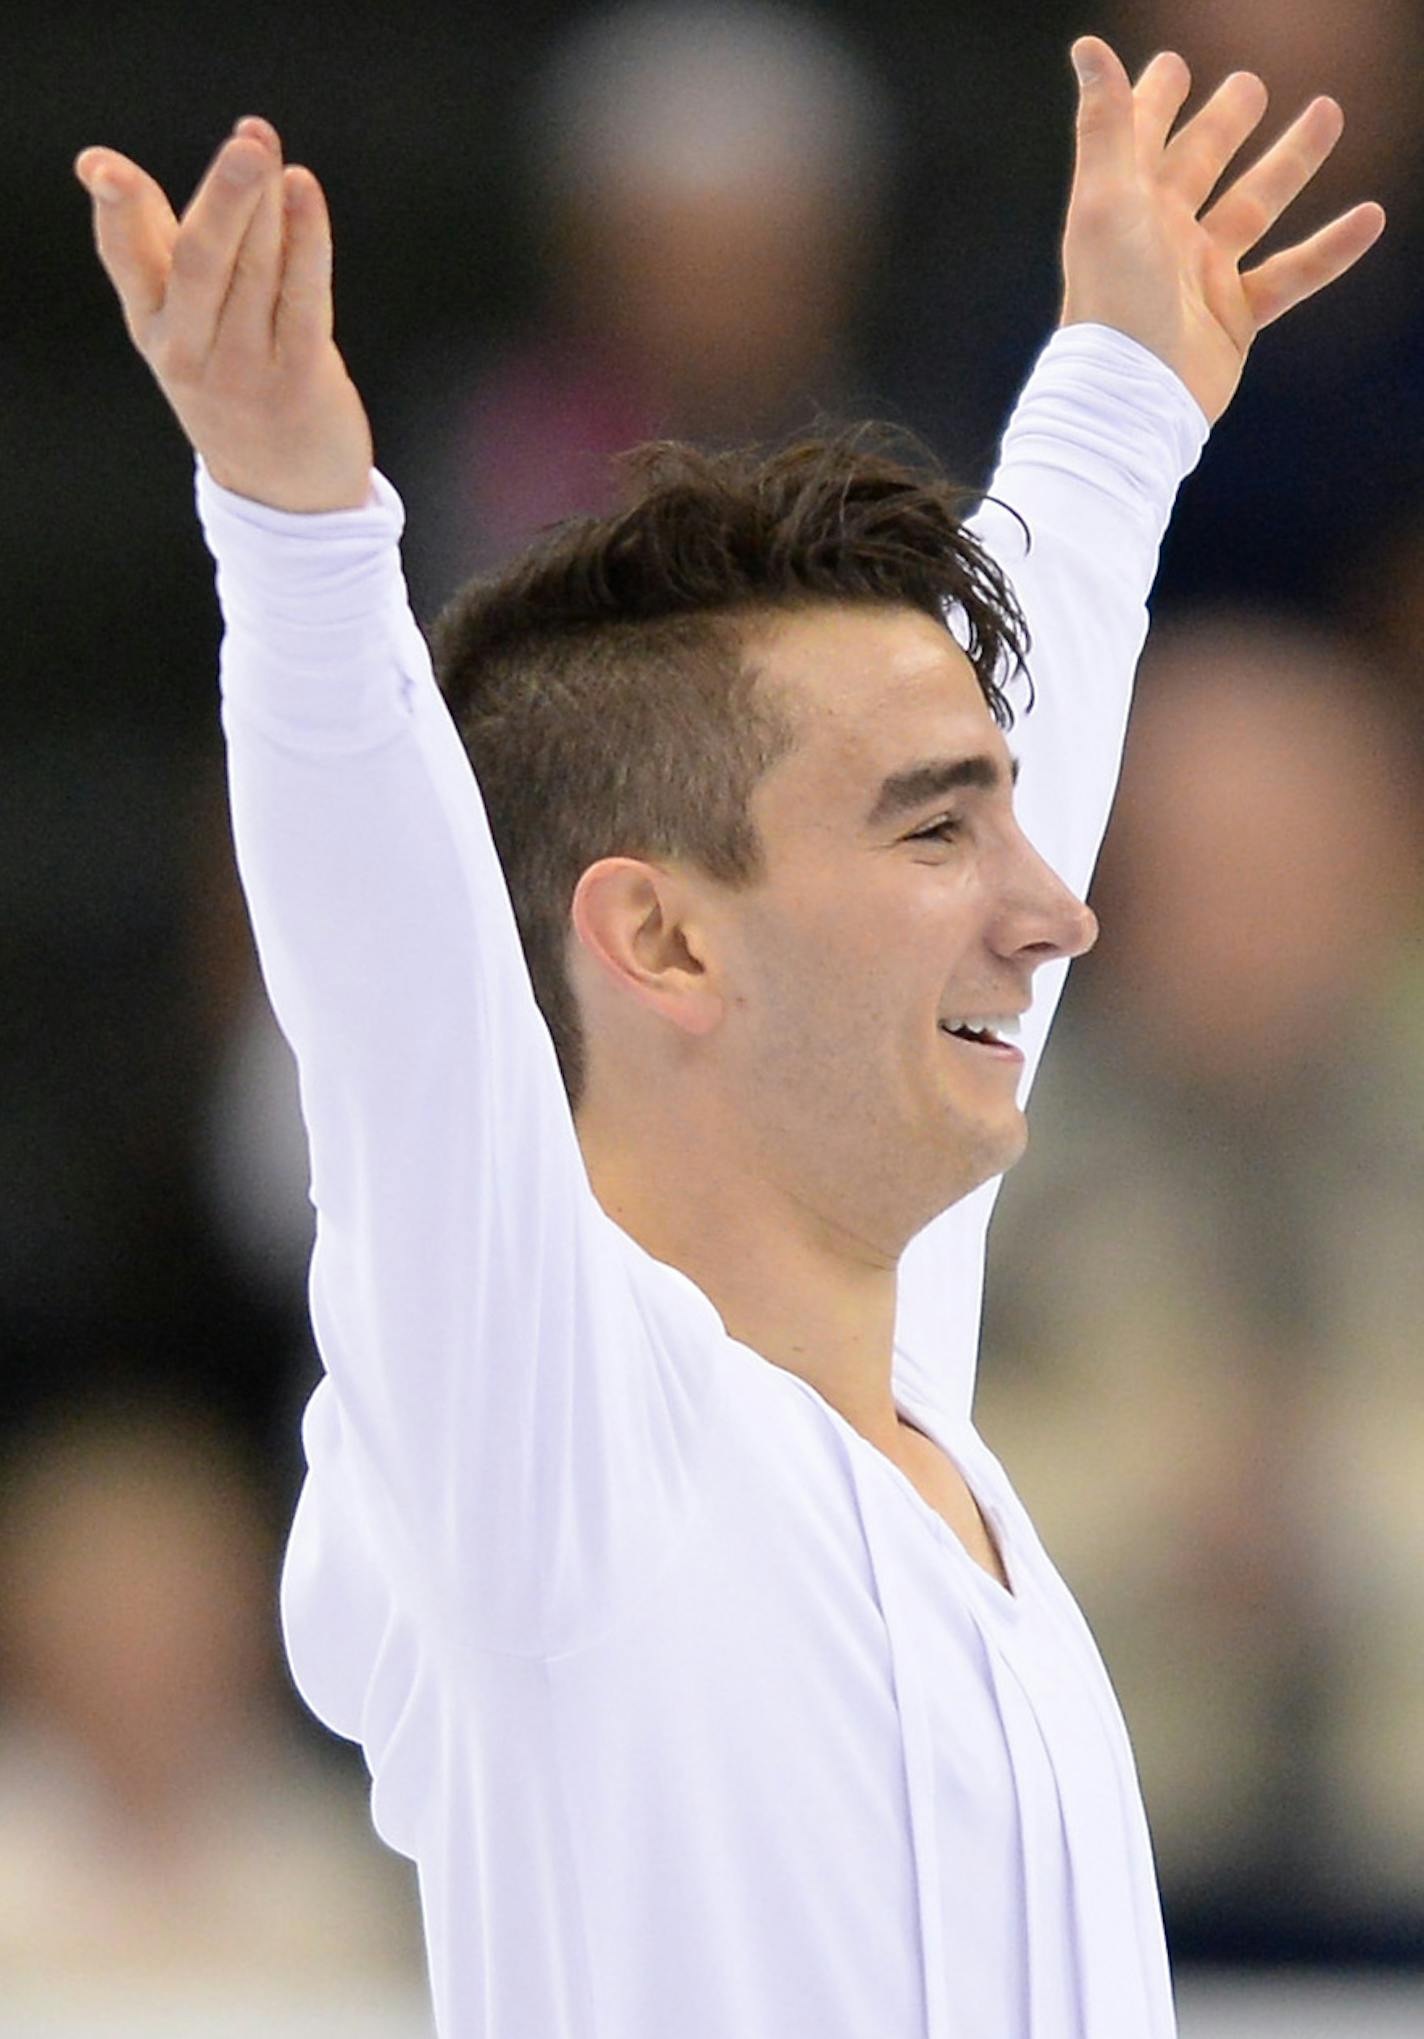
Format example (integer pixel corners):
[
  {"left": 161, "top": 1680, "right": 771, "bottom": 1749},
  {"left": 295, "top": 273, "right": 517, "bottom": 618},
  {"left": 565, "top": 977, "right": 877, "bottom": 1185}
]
[{"left": 1060, "top": 37, "right": 1386, "bottom": 424}]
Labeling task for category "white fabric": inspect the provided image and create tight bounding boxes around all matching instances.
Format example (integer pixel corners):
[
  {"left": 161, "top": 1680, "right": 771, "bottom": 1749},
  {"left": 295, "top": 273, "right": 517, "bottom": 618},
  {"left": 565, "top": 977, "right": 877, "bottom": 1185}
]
[{"left": 196, "top": 322, "right": 1209, "bottom": 2039}]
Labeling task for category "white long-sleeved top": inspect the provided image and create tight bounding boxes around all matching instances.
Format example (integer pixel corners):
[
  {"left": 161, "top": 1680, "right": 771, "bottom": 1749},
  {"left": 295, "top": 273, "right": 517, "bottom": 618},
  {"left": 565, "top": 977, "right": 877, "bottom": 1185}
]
[{"left": 197, "top": 322, "right": 1208, "bottom": 2039}]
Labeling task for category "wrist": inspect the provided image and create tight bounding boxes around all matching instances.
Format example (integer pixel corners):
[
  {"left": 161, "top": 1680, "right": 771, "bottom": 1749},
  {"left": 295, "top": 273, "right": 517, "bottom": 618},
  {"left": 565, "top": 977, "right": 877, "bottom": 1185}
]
[{"left": 200, "top": 460, "right": 375, "bottom": 514}]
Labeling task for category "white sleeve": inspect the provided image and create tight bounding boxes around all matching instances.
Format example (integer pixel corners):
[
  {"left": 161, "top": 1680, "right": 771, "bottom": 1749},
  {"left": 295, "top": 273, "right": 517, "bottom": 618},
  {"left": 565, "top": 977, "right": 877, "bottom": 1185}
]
[
  {"left": 197, "top": 459, "right": 722, "bottom": 1666},
  {"left": 893, "top": 324, "right": 1210, "bottom": 1419}
]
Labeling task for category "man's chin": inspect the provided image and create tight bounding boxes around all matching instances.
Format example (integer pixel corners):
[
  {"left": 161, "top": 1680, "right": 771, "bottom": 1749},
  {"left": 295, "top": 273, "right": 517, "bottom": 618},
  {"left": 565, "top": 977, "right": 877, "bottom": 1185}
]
[
  {"left": 999, "top": 1109, "right": 1030, "bottom": 1173},
  {"left": 949, "top": 1099, "right": 1028, "bottom": 1195},
  {"left": 921, "top": 1128, "right": 1025, "bottom": 1232}
]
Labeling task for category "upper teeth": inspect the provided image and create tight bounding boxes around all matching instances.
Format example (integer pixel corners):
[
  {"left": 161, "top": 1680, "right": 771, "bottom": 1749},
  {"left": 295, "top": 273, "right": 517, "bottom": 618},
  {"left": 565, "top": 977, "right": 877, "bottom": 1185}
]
[{"left": 941, "top": 1014, "right": 1022, "bottom": 1038}]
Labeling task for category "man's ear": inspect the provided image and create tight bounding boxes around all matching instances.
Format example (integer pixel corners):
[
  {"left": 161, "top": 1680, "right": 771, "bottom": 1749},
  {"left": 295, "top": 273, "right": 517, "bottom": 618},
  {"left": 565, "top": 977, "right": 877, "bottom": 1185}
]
[{"left": 569, "top": 858, "right": 724, "bottom": 1038}]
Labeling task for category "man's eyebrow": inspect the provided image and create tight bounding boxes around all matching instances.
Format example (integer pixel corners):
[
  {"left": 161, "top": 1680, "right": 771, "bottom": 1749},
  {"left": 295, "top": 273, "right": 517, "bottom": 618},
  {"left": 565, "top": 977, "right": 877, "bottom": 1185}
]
[{"left": 863, "top": 751, "right": 1021, "bottom": 829}]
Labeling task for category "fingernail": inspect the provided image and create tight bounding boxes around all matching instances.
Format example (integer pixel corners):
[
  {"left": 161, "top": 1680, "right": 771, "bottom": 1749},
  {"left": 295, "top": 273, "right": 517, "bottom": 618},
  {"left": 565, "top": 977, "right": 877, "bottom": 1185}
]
[
  {"left": 1072, "top": 44, "right": 1101, "bottom": 85},
  {"left": 93, "top": 174, "right": 123, "bottom": 203}
]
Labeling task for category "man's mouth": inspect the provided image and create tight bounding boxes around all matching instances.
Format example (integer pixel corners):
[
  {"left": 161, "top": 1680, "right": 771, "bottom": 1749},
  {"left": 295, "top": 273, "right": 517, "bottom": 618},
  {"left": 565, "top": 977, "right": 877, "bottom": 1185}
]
[{"left": 937, "top": 1019, "right": 1025, "bottom": 1063}]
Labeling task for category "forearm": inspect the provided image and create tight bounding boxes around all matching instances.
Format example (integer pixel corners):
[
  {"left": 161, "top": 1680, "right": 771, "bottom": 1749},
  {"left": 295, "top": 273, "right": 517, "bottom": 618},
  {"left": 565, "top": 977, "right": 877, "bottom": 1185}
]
[
  {"left": 968, "top": 321, "right": 1209, "bottom": 907},
  {"left": 975, "top": 322, "right": 1209, "bottom": 615},
  {"left": 201, "top": 461, "right": 497, "bottom": 1590}
]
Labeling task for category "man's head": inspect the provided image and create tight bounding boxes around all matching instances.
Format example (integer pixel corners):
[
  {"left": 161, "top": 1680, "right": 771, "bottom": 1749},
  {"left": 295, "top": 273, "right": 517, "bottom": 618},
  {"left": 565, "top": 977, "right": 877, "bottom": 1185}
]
[{"left": 432, "top": 428, "right": 1096, "bottom": 1241}]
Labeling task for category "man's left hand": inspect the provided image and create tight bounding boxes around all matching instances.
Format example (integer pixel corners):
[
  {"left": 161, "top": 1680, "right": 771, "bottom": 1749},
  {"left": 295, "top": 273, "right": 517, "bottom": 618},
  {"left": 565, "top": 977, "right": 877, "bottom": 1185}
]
[{"left": 1058, "top": 36, "right": 1386, "bottom": 426}]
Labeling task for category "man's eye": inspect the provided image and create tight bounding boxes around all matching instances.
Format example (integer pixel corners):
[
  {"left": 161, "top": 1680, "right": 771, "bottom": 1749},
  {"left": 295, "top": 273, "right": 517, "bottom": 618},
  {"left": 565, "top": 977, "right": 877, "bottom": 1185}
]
[{"left": 910, "top": 817, "right": 962, "bottom": 843}]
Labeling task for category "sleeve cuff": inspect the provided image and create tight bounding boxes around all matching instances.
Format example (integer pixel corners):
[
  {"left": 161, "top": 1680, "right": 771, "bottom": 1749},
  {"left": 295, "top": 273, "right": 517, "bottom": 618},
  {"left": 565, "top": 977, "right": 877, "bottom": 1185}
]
[
  {"left": 193, "top": 453, "right": 406, "bottom": 542},
  {"left": 194, "top": 450, "right": 433, "bottom": 748},
  {"left": 1034, "top": 322, "right": 1211, "bottom": 470}
]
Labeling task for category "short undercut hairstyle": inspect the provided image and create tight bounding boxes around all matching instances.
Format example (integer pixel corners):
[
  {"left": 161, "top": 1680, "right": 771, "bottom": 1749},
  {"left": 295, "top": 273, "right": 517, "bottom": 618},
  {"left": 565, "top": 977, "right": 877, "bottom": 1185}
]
[{"left": 431, "top": 425, "right": 1033, "bottom": 1117}]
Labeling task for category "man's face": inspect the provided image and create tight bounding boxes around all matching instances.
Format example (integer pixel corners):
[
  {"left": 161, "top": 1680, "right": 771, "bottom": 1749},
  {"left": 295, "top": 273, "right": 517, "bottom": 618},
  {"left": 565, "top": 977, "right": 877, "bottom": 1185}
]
[{"left": 703, "top": 602, "right": 1098, "bottom": 1249}]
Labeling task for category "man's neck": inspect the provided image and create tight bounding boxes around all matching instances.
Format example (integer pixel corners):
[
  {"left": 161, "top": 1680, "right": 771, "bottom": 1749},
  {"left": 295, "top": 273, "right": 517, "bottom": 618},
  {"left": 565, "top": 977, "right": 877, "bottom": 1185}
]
[{"left": 578, "top": 1124, "right": 905, "bottom": 1450}]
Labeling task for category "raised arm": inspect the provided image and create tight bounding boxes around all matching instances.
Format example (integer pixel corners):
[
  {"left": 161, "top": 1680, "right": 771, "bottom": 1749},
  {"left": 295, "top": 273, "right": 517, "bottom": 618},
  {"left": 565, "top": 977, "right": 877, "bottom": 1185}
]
[
  {"left": 893, "top": 36, "right": 1385, "bottom": 1421},
  {"left": 74, "top": 125, "right": 717, "bottom": 1679}
]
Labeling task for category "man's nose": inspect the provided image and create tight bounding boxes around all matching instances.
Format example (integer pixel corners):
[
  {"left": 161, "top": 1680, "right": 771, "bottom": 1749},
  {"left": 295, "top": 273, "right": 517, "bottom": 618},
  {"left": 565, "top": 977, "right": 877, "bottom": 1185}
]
[
  {"left": 1066, "top": 894, "right": 1099, "bottom": 959},
  {"left": 998, "top": 837, "right": 1099, "bottom": 962},
  {"left": 1017, "top": 891, "right": 1097, "bottom": 963}
]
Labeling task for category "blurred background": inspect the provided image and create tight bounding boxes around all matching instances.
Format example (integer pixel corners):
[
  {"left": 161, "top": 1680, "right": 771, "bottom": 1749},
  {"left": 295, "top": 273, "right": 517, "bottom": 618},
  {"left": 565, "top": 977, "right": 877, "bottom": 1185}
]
[{"left": 6, "top": 0, "right": 1421, "bottom": 2030}]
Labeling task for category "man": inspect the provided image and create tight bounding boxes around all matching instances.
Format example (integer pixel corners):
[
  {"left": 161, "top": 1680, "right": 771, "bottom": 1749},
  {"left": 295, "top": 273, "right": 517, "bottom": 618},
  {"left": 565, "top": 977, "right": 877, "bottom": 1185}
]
[{"left": 75, "top": 34, "right": 1383, "bottom": 2038}]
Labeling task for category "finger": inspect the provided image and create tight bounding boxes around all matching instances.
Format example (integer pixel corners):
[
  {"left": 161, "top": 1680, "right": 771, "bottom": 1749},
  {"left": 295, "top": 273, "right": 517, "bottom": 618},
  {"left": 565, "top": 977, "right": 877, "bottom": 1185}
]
[
  {"left": 217, "top": 146, "right": 287, "bottom": 362},
  {"left": 275, "top": 165, "right": 335, "bottom": 367},
  {"left": 1202, "top": 96, "right": 1345, "bottom": 263},
  {"left": 1069, "top": 36, "right": 1138, "bottom": 199},
  {"left": 1242, "top": 201, "right": 1387, "bottom": 329},
  {"left": 74, "top": 149, "right": 180, "bottom": 333},
  {"left": 1132, "top": 49, "right": 1192, "bottom": 163},
  {"left": 172, "top": 116, "right": 281, "bottom": 225},
  {"left": 1161, "top": 70, "right": 1270, "bottom": 215},
  {"left": 161, "top": 137, "right": 273, "bottom": 372}
]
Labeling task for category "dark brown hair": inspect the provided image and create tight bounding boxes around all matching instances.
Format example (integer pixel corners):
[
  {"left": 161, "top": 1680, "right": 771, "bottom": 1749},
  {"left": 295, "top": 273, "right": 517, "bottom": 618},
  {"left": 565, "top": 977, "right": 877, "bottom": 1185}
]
[{"left": 430, "top": 424, "right": 1033, "bottom": 1116}]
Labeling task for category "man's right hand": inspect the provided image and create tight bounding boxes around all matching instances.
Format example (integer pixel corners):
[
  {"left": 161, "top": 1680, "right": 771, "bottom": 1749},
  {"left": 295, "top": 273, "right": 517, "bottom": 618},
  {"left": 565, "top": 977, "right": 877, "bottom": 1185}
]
[{"left": 74, "top": 120, "right": 374, "bottom": 513}]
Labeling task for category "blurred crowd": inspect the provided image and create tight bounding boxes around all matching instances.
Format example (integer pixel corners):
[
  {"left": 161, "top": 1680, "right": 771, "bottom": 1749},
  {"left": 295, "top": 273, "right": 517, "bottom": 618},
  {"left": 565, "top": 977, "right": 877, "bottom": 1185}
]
[{"left": 6, "top": 0, "right": 1421, "bottom": 2017}]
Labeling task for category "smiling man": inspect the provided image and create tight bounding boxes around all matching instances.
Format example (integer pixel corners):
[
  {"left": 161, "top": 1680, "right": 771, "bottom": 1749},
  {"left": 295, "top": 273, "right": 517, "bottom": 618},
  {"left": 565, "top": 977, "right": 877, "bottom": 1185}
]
[
  {"left": 75, "top": 31, "right": 1384, "bottom": 2039},
  {"left": 562, "top": 590, "right": 1096, "bottom": 1498}
]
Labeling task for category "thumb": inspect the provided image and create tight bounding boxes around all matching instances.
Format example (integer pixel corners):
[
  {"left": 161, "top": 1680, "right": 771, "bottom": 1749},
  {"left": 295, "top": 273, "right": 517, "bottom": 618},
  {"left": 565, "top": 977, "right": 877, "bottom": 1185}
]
[
  {"left": 1068, "top": 36, "right": 1136, "bottom": 194},
  {"left": 76, "top": 151, "right": 180, "bottom": 336}
]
